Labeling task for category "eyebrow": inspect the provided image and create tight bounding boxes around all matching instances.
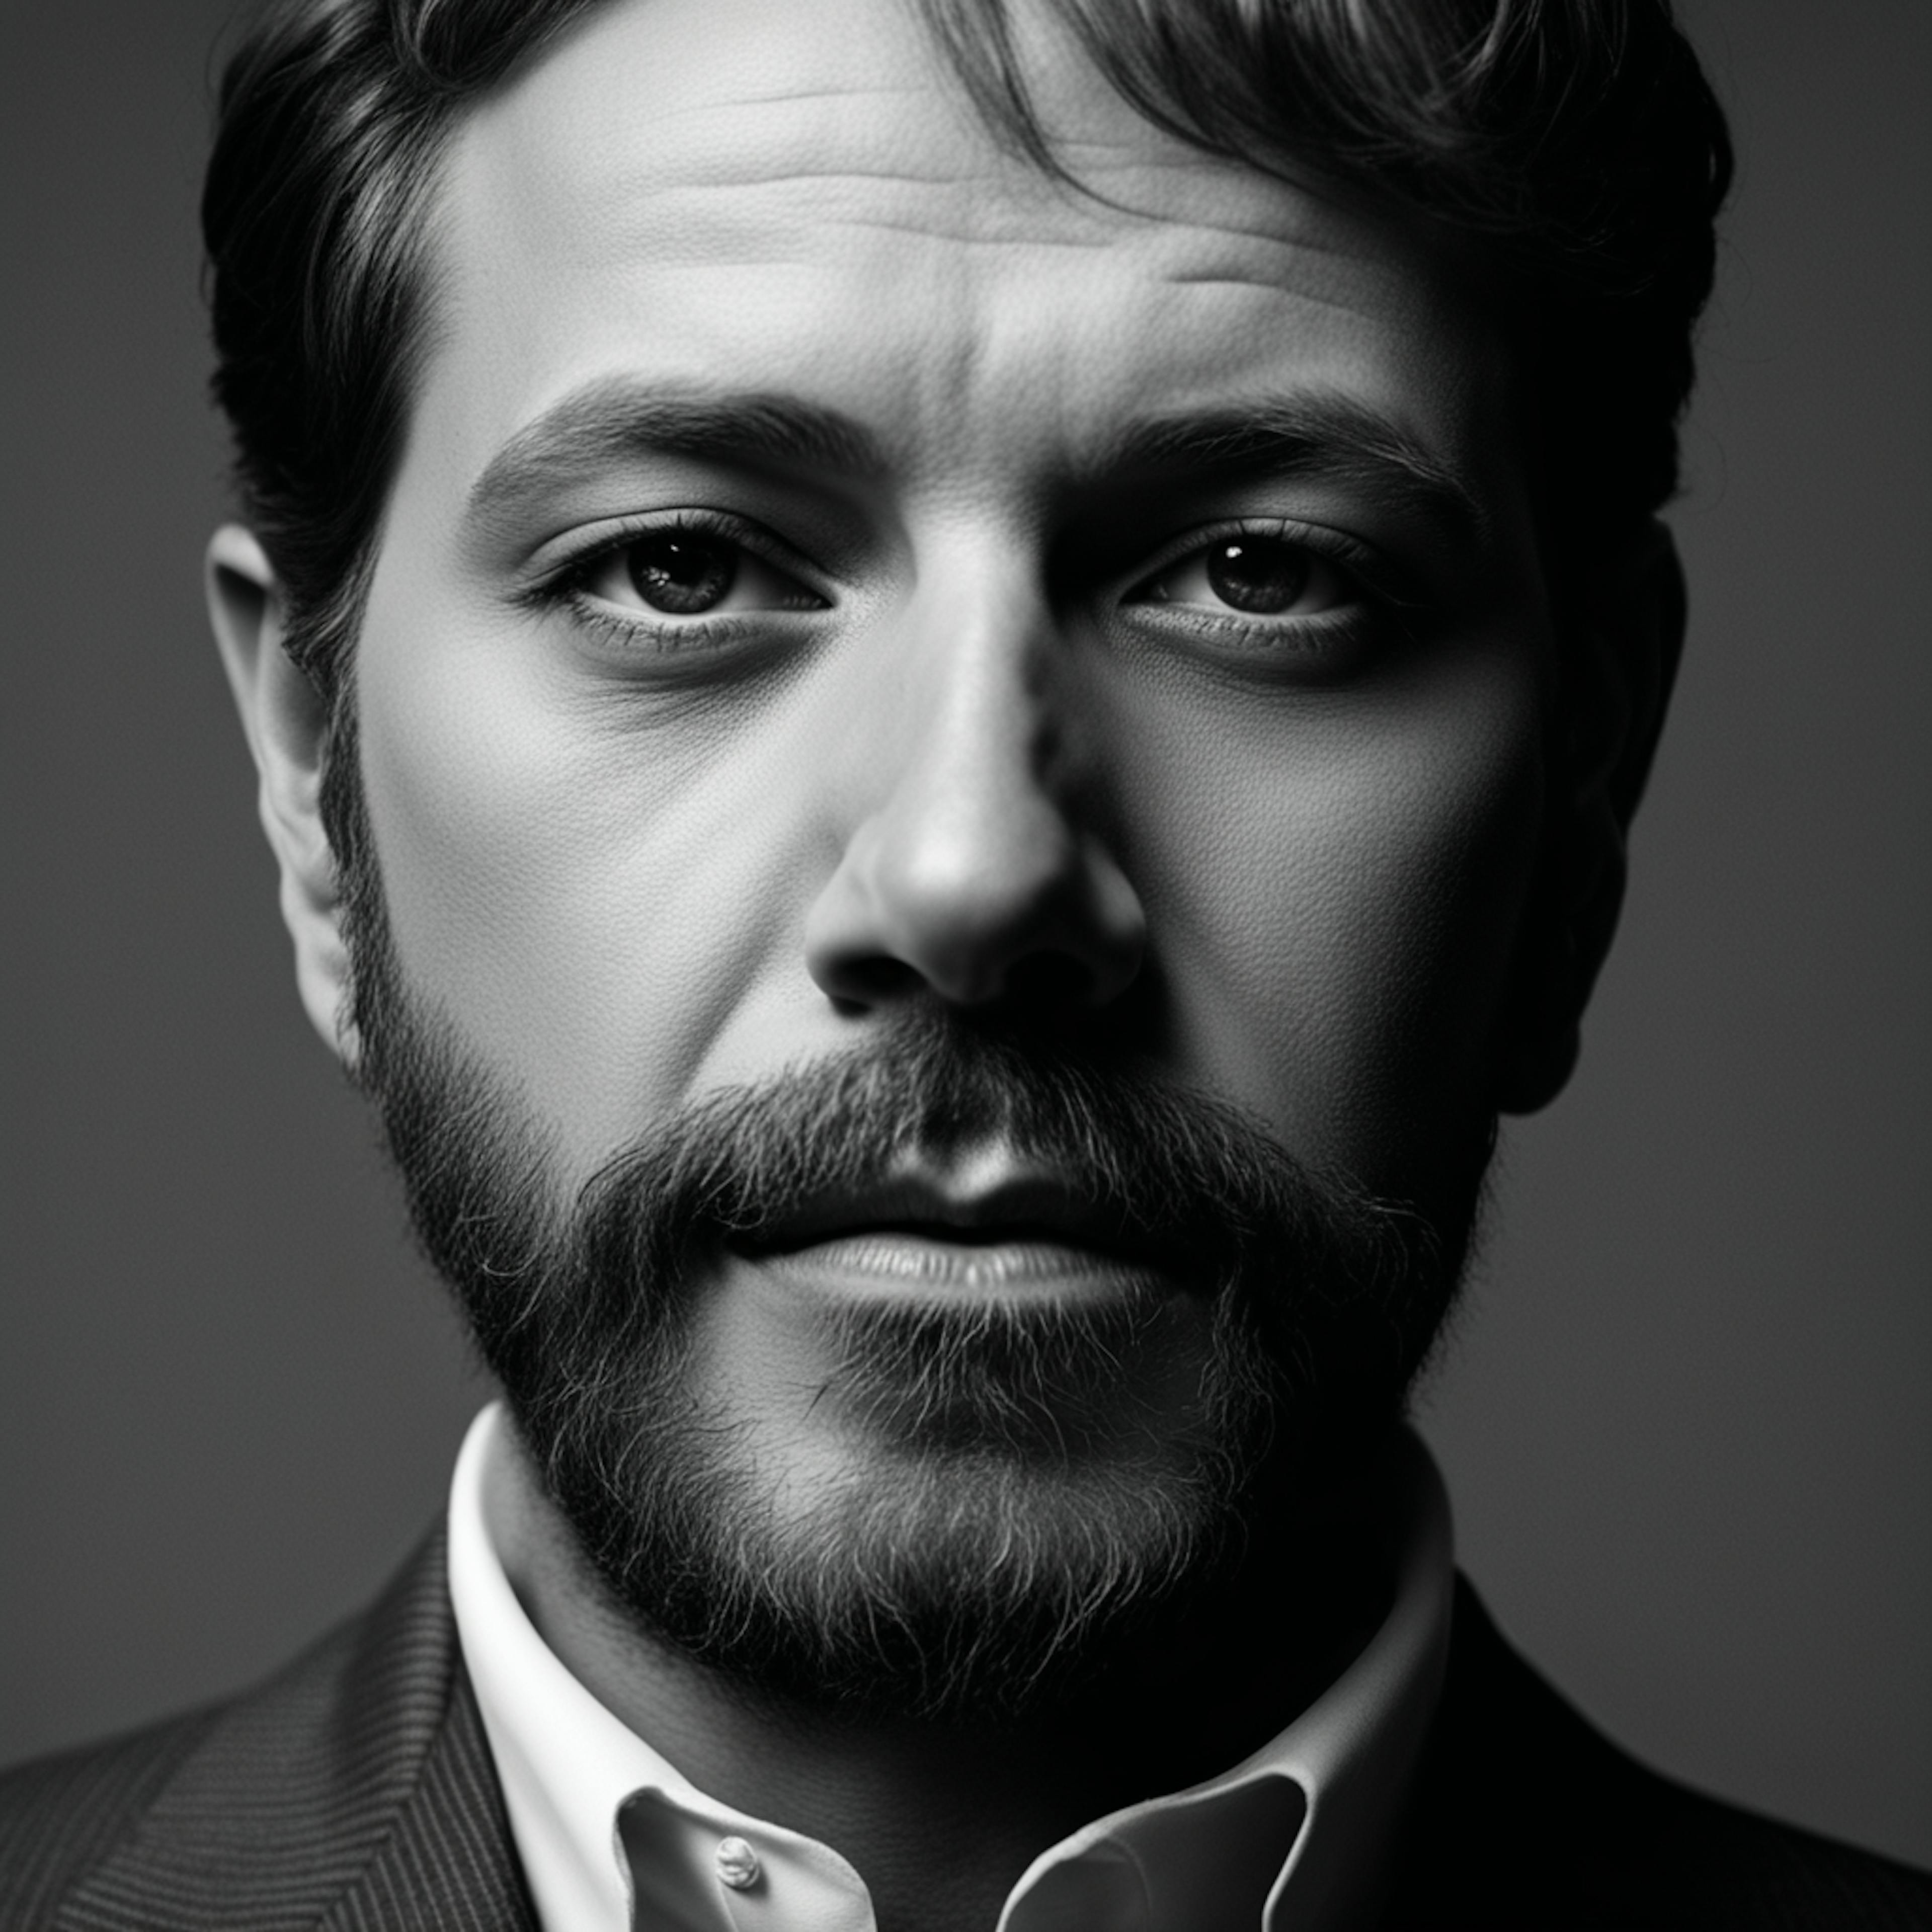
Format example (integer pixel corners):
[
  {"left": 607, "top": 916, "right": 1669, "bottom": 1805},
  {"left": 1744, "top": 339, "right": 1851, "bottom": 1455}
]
[
  {"left": 1094, "top": 393, "right": 1494, "bottom": 555},
  {"left": 465, "top": 379, "right": 890, "bottom": 534},
  {"left": 466, "top": 377, "right": 1492, "bottom": 555}
]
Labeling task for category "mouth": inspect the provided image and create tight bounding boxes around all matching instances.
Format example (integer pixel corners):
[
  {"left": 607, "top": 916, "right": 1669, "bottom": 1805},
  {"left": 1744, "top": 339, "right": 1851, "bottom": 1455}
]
[{"left": 729, "top": 1159, "right": 1189, "bottom": 1301}]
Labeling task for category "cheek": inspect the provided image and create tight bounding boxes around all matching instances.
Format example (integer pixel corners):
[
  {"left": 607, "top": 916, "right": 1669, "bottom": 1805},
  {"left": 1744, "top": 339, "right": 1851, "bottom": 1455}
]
[
  {"left": 352, "top": 565, "right": 819, "bottom": 1167},
  {"left": 1114, "top": 654, "right": 1545, "bottom": 1187}
]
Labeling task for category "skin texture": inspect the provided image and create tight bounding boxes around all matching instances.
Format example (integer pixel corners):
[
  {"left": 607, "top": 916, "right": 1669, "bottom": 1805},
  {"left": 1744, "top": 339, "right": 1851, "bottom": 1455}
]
[{"left": 207, "top": 0, "right": 1683, "bottom": 1924}]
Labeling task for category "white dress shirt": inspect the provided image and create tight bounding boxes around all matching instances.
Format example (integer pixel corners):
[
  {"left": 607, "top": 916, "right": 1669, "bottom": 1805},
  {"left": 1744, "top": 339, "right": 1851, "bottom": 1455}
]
[{"left": 447, "top": 1403, "right": 1453, "bottom": 1932}]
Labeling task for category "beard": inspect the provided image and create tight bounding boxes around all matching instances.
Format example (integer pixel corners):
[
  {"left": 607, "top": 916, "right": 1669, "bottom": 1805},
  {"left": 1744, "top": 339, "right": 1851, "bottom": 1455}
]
[{"left": 325, "top": 723, "right": 1484, "bottom": 1722}]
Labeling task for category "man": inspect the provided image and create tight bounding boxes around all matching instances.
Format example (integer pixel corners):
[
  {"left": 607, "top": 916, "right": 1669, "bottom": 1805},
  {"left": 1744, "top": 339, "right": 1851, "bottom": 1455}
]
[{"left": 2, "top": 0, "right": 1926, "bottom": 1926}]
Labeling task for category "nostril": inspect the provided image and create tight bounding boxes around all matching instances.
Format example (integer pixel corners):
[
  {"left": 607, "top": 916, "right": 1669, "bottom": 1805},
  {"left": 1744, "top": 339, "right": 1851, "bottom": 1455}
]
[
  {"left": 822, "top": 948, "right": 1098, "bottom": 1016},
  {"left": 1000, "top": 952, "right": 1096, "bottom": 1011},
  {"left": 822, "top": 953, "right": 927, "bottom": 1009}
]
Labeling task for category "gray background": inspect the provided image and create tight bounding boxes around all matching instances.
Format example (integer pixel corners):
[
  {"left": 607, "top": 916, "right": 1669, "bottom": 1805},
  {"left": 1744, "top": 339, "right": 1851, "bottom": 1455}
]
[{"left": 3, "top": 0, "right": 1926, "bottom": 1872}]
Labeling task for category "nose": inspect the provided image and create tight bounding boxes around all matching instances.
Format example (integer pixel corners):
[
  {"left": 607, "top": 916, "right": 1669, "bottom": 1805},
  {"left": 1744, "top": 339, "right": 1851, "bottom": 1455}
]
[{"left": 803, "top": 584, "right": 1146, "bottom": 1013}]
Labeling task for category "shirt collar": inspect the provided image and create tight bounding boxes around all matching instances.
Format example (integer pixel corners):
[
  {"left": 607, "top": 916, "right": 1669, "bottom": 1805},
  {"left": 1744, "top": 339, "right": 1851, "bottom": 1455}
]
[{"left": 448, "top": 1402, "right": 1453, "bottom": 1932}]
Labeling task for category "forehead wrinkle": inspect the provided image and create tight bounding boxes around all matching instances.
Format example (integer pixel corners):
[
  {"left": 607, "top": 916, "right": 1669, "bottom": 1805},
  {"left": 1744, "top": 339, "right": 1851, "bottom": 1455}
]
[
  {"left": 424, "top": 0, "right": 1510, "bottom": 541},
  {"left": 477, "top": 42, "right": 997, "bottom": 190},
  {"left": 815, "top": 213, "right": 1116, "bottom": 253},
  {"left": 1003, "top": 142, "right": 1383, "bottom": 251},
  {"left": 637, "top": 137, "right": 1377, "bottom": 247},
  {"left": 449, "top": 8, "right": 1401, "bottom": 301},
  {"left": 464, "top": 32, "right": 1358, "bottom": 263},
  {"left": 583, "top": 172, "right": 1389, "bottom": 286},
  {"left": 1159, "top": 271, "right": 1390, "bottom": 310},
  {"left": 658, "top": 82, "right": 938, "bottom": 114}
]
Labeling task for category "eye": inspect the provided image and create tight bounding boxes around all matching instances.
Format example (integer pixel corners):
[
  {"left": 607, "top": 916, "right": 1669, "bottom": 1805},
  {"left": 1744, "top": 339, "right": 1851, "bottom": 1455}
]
[
  {"left": 578, "top": 523, "right": 824, "bottom": 620},
  {"left": 627, "top": 529, "right": 736, "bottom": 613},
  {"left": 1132, "top": 532, "right": 1354, "bottom": 619}
]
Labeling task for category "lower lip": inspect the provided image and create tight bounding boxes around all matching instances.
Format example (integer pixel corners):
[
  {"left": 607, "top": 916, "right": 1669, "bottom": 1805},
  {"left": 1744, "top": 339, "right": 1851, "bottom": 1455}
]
[{"left": 753, "top": 1232, "right": 1171, "bottom": 1303}]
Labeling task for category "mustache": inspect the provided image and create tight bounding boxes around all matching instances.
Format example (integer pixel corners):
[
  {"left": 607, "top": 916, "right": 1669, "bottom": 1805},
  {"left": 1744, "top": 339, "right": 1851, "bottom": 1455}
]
[
  {"left": 373, "top": 995, "right": 1448, "bottom": 1405},
  {"left": 530, "top": 1009, "right": 1436, "bottom": 1318}
]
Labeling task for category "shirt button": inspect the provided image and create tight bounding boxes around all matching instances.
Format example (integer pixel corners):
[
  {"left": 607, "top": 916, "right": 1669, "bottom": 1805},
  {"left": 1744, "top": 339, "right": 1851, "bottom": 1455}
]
[{"left": 715, "top": 1835, "right": 762, "bottom": 1891}]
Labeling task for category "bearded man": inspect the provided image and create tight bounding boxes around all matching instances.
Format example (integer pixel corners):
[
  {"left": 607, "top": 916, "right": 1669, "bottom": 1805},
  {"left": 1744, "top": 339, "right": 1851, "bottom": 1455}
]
[{"left": 2, "top": 0, "right": 1928, "bottom": 1927}]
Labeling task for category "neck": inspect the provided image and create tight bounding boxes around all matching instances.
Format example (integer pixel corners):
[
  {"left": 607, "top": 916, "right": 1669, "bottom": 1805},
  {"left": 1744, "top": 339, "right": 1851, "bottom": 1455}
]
[{"left": 489, "top": 1434, "right": 1392, "bottom": 1932}]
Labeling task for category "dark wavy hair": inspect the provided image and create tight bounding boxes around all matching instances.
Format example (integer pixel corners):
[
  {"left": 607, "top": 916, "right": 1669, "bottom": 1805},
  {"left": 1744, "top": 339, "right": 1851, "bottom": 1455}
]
[{"left": 204, "top": 0, "right": 1731, "bottom": 699}]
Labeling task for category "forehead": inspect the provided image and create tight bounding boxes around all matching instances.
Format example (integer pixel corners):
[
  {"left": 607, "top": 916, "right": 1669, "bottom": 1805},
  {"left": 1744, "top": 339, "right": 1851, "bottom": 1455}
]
[{"left": 413, "top": 0, "right": 1514, "bottom": 511}]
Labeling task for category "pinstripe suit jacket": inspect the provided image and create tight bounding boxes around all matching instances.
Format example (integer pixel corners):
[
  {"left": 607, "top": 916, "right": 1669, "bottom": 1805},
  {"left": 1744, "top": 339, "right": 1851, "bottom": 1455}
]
[
  {"left": 0, "top": 1531, "right": 534, "bottom": 1931},
  {"left": 4, "top": 1530, "right": 1929, "bottom": 1930}
]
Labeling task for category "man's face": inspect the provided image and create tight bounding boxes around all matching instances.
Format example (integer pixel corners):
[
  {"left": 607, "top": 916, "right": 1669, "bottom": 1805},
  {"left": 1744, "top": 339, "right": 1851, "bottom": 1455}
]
[{"left": 341, "top": 0, "right": 1552, "bottom": 1698}]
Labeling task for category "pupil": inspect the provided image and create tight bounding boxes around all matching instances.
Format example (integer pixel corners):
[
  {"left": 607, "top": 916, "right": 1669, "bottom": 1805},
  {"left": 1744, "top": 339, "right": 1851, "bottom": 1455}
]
[
  {"left": 1205, "top": 538, "right": 1309, "bottom": 615},
  {"left": 628, "top": 533, "right": 736, "bottom": 615}
]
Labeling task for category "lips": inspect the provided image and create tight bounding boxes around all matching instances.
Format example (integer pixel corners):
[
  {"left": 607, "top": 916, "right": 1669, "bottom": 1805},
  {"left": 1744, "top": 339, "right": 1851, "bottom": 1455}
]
[{"left": 730, "top": 1158, "right": 1187, "bottom": 1292}]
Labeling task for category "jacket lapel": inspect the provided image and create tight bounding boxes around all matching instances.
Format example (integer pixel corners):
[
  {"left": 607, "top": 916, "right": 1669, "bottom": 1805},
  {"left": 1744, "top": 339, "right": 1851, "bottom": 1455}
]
[
  {"left": 57, "top": 1526, "right": 537, "bottom": 1932},
  {"left": 323, "top": 1654, "right": 537, "bottom": 1931}
]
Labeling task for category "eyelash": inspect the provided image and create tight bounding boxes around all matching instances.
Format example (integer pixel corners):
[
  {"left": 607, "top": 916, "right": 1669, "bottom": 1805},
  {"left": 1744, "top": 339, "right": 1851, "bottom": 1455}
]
[
  {"left": 1122, "top": 518, "right": 1420, "bottom": 679},
  {"left": 1132, "top": 517, "right": 1387, "bottom": 610},
  {"left": 522, "top": 510, "right": 827, "bottom": 654},
  {"left": 522, "top": 510, "right": 1409, "bottom": 665}
]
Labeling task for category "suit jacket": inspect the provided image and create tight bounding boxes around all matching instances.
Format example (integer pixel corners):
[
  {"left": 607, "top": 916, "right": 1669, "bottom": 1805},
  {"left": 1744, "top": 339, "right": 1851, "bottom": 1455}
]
[{"left": 2, "top": 1528, "right": 1926, "bottom": 1930}]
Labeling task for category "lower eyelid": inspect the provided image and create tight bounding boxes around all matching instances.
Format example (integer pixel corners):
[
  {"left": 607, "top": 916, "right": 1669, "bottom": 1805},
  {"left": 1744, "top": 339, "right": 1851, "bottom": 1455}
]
[
  {"left": 558, "top": 580, "right": 834, "bottom": 664},
  {"left": 1139, "top": 602, "right": 1364, "bottom": 636},
  {"left": 566, "top": 595, "right": 760, "bottom": 656},
  {"left": 1114, "top": 600, "right": 1382, "bottom": 673}
]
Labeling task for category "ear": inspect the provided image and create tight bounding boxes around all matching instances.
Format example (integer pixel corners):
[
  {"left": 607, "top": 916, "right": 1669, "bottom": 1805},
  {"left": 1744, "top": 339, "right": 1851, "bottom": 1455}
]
[
  {"left": 207, "top": 525, "right": 360, "bottom": 1067},
  {"left": 1494, "top": 520, "right": 1686, "bottom": 1113}
]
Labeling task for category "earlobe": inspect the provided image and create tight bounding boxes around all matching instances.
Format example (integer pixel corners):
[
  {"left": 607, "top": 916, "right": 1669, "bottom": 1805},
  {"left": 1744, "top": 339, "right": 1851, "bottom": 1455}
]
[
  {"left": 206, "top": 525, "right": 359, "bottom": 1066},
  {"left": 1495, "top": 522, "right": 1686, "bottom": 1114}
]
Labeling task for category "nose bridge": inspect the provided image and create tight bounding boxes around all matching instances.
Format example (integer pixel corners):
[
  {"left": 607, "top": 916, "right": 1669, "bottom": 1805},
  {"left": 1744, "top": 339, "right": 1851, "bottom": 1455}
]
[
  {"left": 804, "top": 540, "right": 1145, "bottom": 1010},
  {"left": 888, "top": 563, "right": 1068, "bottom": 871}
]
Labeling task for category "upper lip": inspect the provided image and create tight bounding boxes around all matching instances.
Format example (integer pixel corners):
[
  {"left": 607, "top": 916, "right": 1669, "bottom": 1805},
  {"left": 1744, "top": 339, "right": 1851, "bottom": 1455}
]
[{"left": 738, "top": 1165, "right": 1162, "bottom": 1264}]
